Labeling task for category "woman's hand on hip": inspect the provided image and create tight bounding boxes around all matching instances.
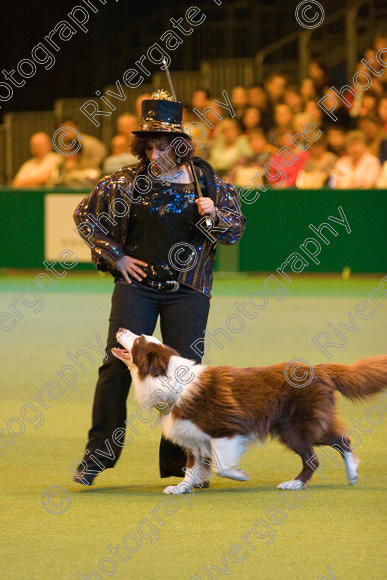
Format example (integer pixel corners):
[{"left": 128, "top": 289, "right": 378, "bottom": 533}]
[
  {"left": 115, "top": 255, "right": 148, "bottom": 284},
  {"left": 195, "top": 197, "right": 216, "bottom": 219}
]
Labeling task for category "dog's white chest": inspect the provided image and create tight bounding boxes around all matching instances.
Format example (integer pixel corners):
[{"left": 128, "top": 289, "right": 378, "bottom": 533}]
[{"left": 160, "top": 415, "right": 211, "bottom": 456}]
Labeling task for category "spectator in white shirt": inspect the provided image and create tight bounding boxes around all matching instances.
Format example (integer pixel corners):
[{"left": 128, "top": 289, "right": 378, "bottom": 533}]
[
  {"left": 208, "top": 119, "right": 252, "bottom": 177},
  {"left": 12, "top": 132, "right": 61, "bottom": 188},
  {"left": 333, "top": 130, "right": 381, "bottom": 189}
]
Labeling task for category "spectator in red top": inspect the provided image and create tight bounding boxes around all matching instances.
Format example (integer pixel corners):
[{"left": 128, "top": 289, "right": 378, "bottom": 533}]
[{"left": 266, "top": 130, "right": 310, "bottom": 188}]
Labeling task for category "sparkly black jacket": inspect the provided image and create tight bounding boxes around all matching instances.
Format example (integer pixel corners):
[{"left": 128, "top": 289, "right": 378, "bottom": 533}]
[{"left": 73, "top": 157, "right": 246, "bottom": 296}]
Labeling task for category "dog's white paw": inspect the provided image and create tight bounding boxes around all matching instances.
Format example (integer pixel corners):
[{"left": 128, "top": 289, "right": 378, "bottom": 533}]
[
  {"left": 162, "top": 484, "right": 190, "bottom": 495},
  {"left": 219, "top": 468, "right": 249, "bottom": 481},
  {"left": 277, "top": 479, "right": 306, "bottom": 490}
]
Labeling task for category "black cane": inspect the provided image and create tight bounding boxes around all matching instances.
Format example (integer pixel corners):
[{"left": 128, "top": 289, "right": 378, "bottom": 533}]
[{"left": 163, "top": 58, "right": 212, "bottom": 229}]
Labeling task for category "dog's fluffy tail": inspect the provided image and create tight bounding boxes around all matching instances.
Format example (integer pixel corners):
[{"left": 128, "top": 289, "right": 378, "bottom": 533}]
[{"left": 317, "top": 355, "right": 387, "bottom": 402}]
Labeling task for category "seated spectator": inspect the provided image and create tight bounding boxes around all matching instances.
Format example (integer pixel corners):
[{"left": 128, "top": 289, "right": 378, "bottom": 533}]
[
  {"left": 333, "top": 130, "right": 381, "bottom": 189},
  {"left": 284, "top": 86, "right": 303, "bottom": 114},
  {"left": 326, "top": 127, "right": 347, "bottom": 156},
  {"left": 116, "top": 114, "right": 138, "bottom": 144},
  {"left": 264, "top": 73, "right": 287, "bottom": 104},
  {"left": 264, "top": 73, "right": 287, "bottom": 127},
  {"left": 231, "top": 86, "right": 248, "bottom": 121},
  {"left": 307, "top": 60, "right": 331, "bottom": 95},
  {"left": 191, "top": 88, "right": 211, "bottom": 112},
  {"left": 103, "top": 135, "right": 139, "bottom": 174},
  {"left": 51, "top": 142, "right": 100, "bottom": 188},
  {"left": 300, "top": 77, "right": 317, "bottom": 102},
  {"left": 356, "top": 91, "right": 379, "bottom": 119},
  {"left": 208, "top": 119, "right": 252, "bottom": 177},
  {"left": 58, "top": 119, "right": 107, "bottom": 168},
  {"left": 304, "top": 100, "right": 323, "bottom": 127},
  {"left": 358, "top": 113, "right": 386, "bottom": 158},
  {"left": 241, "top": 107, "right": 261, "bottom": 135},
  {"left": 247, "top": 84, "right": 267, "bottom": 110},
  {"left": 296, "top": 135, "right": 337, "bottom": 188},
  {"left": 378, "top": 95, "right": 387, "bottom": 130},
  {"left": 321, "top": 88, "right": 354, "bottom": 131},
  {"left": 267, "top": 104, "right": 293, "bottom": 147},
  {"left": 12, "top": 132, "right": 61, "bottom": 188},
  {"left": 293, "top": 113, "right": 315, "bottom": 148},
  {"left": 227, "top": 129, "right": 276, "bottom": 186},
  {"left": 376, "top": 160, "right": 387, "bottom": 188},
  {"left": 266, "top": 130, "right": 310, "bottom": 189},
  {"left": 247, "top": 83, "right": 270, "bottom": 131}
]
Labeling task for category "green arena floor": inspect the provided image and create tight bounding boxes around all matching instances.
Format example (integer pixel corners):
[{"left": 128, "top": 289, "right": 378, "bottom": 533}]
[{"left": 0, "top": 272, "right": 386, "bottom": 580}]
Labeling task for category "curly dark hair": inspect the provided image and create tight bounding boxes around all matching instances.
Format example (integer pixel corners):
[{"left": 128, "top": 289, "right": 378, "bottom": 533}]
[{"left": 131, "top": 132, "right": 194, "bottom": 167}]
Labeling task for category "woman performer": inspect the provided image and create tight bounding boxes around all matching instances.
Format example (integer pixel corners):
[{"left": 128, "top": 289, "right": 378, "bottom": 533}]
[{"left": 72, "top": 91, "right": 246, "bottom": 486}]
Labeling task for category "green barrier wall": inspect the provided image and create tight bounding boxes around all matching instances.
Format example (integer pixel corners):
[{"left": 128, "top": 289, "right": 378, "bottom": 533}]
[
  {"left": 0, "top": 187, "right": 386, "bottom": 272},
  {"left": 239, "top": 189, "right": 386, "bottom": 273}
]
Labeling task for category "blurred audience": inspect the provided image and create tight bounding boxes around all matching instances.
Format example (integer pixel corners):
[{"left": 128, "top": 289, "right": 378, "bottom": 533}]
[
  {"left": 231, "top": 86, "right": 248, "bottom": 121},
  {"left": 377, "top": 160, "right": 387, "bottom": 188},
  {"left": 11, "top": 34, "right": 387, "bottom": 190},
  {"left": 326, "top": 127, "right": 347, "bottom": 157},
  {"left": 358, "top": 113, "right": 386, "bottom": 158},
  {"left": 241, "top": 107, "right": 261, "bottom": 135},
  {"left": 58, "top": 119, "right": 107, "bottom": 168},
  {"left": 267, "top": 104, "right": 293, "bottom": 147},
  {"left": 267, "top": 131, "right": 310, "bottom": 188},
  {"left": 296, "top": 135, "right": 337, "bottom": 188},
  {"left": 13, "top": 132, "right": 61, "bottom": 188},
  {"left": 227, "top": 129, "right": 276, "bottom": 186},
  {"left": 116, "top": 114, "right": 138, "bottom": 144},
  {"left": 333, "top": 130, "right": 381, "bottom": 189},
  {"left": 103, "top": 134, "right": 139, "bottom": 174},
  {"left": 208, "top": 119, "right": 252, "bottom": 177},
  {"left": 50, "top": 142, "right": 99, "bottom": 188},
  {"left": 307, "top": 60, "right": 331, "bottom": 95}
]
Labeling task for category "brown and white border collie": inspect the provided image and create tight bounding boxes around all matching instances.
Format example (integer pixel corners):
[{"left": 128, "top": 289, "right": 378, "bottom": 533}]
[{"left": 112, "top": 329, "right": 387, "bottom": 495}]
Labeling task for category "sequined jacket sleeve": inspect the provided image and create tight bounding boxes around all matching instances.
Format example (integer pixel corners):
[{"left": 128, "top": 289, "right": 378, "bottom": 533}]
[
  {"left": 211, "top": 176, "right": 246, "bottom": 245},
  {"left": 73, "top": 171, "right": 135, "bottom": 273}
]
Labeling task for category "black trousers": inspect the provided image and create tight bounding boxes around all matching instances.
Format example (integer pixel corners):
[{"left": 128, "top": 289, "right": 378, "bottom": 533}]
[{"left": 81, "top": 279, "right": 210, "bottom": 477}]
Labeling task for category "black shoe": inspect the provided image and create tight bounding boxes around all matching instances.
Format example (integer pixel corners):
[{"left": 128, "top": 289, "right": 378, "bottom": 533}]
[{"left": 72, "top": 472, "right": 97, "bottom": 486}]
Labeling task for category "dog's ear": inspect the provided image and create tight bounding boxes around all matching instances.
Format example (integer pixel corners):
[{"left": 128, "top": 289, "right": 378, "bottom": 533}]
[
  {"left": 146, "top": 349, "right": 169, "bottom": 377},
  {"left": 133, "top": 341, "right": 177, "bottom": 379}
]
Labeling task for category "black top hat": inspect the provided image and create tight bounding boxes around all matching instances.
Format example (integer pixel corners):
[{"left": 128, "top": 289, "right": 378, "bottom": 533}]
[{"left": 132, "top": 90, "right": 187, "bottom": 136}]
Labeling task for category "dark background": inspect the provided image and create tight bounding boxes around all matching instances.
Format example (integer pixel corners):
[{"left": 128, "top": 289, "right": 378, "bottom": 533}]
[{"left": 0, "top": 0, "right": 345, "bottom": 119}]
